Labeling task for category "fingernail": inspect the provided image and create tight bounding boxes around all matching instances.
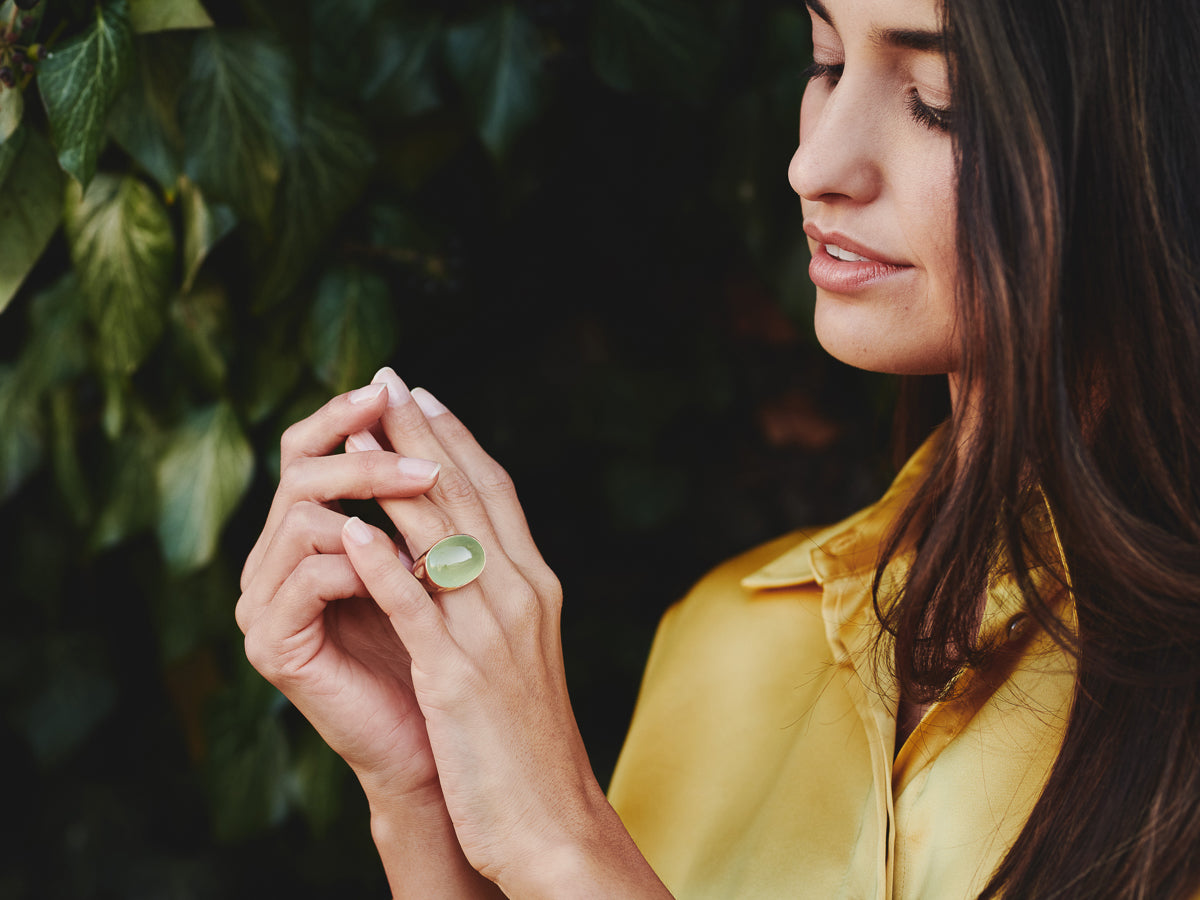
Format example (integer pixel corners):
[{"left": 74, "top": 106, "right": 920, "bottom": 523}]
[
  {"left": 372, "top": 367, "right": 411, "bottom": 408},
  {"left": 343, "top": 516, "right": 373, "bottom": 546},
  {"left": 398, "top": 457, "right": 441, "bottom": 479},
  {"left": 349, "top": 382, "right": 386, "bottom": 405},
  {"left": 412, "top": 387, "right": 448, "bottom": 418},
  {"left": 346, "top": 430, "right": 382, "bottom": 453}
]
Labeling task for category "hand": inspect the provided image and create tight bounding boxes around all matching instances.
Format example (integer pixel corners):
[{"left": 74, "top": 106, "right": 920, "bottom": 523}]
[
  {"left": 339, "top": 369, "right": 671, "bottom": 898},
  {"left": 236, "top": 382, "right": 445, "bottom": 796}
]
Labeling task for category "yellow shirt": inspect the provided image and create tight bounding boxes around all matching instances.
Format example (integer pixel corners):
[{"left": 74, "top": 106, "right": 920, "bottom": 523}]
[{"left": 607, "top": 438, "right": 1078, "bottom": 899}]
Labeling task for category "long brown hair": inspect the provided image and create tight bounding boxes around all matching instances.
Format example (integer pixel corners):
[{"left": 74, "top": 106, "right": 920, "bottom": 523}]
[{"left": 878, "top": 0, "right": 1200, "bottom": 895}]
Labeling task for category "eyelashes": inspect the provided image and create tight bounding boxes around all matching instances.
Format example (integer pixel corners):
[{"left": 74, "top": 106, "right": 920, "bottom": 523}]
[
  {"left": 906, "top": 90, "right": 953, "bottom": 132},
  {"left": 801, "top": 61, "right": 953, "bottom": 134},
  {"left": 800, "top": 61, "right": 844, "bottom": 84}
]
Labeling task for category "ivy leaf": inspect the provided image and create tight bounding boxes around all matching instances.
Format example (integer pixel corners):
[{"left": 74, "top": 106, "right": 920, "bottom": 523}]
[
  {"left": 37, "top": 0, "right": 135, "bottom": 188},
  {"left": 49, "top": 387, "right": 92, "bottom": 525},
  {"left": 107, "top": 51, "right": 187, "bottom": 192},
  {"left": 180, "top": 178, "right": 237, "bottom": 292},
  {"left": 254, "top": 98, "right": 374, "bottom": 309},
  {"left": 589, "top": 0, "right": 720, "bottom": 103},
  {"left": 307, "top": 265, "right": 398, "bottom": 394},
  {"left": 155, "top": 564, "right": 238, "bottom": 666},
  {"left": 180, "top": 30, "right": 297, "bottom": 229},
  {"left": 0, "top": 123, "right": 25, "bottom": 191},
  {"left": 205, "top": 661, "right": 291, "bottom": 841},
  {"left": 0, "top": 85, "right": 22, "bottom": 144},
  {"left": 240, "top": 330, "right": 302, "bottom": 425},
  {"left": 11, "top": 637, "right": 117, "bottom": 767},
  {"left": 358, "top": 15, "right": 443, "bottom": 117},
  {"left": 287, "top": 728, "right": 347, "bottom": 836},
  {"left": 0, "top": 128, "right": 64, "bottom": 314},
  {"left": 0, "top": 364, "right": 43, "bottom": 500},
  {"left": 156, "top": 401, "right": 254, "bottom": 572},
  {"left": 24, "top": 275, "right": 90, "bottom": 389},
  {"left": 129, "top": 0, "right": 213, "bottom": 33},
  {"left": 168, "top": 282, "right": 233, "bottom": 392},
  {"left": 90, "top": 429, "right": 160, "bottom": 552},
  {"left": 445, "top": 5, "right": 547, "bottom": 162},
  {"left": 64, "top": 174, "right": 176, "bottom": 375}
]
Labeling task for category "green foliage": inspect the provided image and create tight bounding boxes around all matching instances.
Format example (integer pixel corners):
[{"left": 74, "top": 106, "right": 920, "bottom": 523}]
[
  {"left": 445, "top": 5, "right": 547, "bottom": 162},
  {"left": 180, "top": 30, "right": 297, "bottom": 228},
  {"left": 128, "top": 0, "right": 213, "bottom": 34},
  {"left": 156, "top": 401, "right": 254, "bottom": 572},
  {"left": 0, "top": 0, "right": 891, "bottom": 895},
  {"left": 0, "top": 128, "right": 63, "bottom": 312},
  {"left": 37, "top": 0, "right": 133, "bottom": 187},
  {"left": 64, "top": 173, "right": 176, "bottom": 374}
]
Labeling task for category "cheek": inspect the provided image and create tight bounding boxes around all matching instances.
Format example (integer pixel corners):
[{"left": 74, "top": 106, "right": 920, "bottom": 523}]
[{"left": 904, "top": 149, "right": 958, "bottom": 302}]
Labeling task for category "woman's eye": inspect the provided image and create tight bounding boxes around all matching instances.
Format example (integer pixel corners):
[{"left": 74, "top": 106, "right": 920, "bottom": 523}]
[
  {"left": 906, "top": 90, "right": 953, "bottom": 133},
  {"left": 800, "top": 61, "right": 844, "bottom": 85}
]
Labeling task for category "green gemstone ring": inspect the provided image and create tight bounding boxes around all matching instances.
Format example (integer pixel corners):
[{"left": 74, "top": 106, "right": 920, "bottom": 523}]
[{"left": 413, "top": 534, "right": 487, "bottom": 592}]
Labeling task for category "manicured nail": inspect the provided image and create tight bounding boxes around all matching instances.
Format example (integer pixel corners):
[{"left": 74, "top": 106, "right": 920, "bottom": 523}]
[
  {"left": 411, "top": 387, "right": 448, "bottom": 418},
  {"left": 372, "top": 367, "right": 411, "bottom": 408},
  {"left": 346, "top": 431, "right": 382, "bottom": 453},
  {"left": 349, "top": 383, "right": 386, "bottom": 405},
  {"left": 398, "top": 457, "right": 441, "bottom": 479},
  {"left": 343, "top": 516, "right": 373, "bottom": 546}
]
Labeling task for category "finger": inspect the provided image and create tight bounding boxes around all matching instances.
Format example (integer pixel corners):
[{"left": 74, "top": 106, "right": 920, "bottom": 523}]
[
  {"left": 368, "top": 368, "right": 511, "bottom": 547},
  {"left": 341, "top": 516, "right": 458, "bottom": 666},
  {"left": 410, "top": 387, "right": 553, "bottom": 586},
  {"left": 243, "top": 382, "right": 392, "bottom": 586},
  {"left": 281, "top": 382, "right": 390, "bottom": 468},
  {"left": 243, "top": 553, "right": 368, "bottom": 684},
  {"left": 237, "top": 501, "right": 350, "bottom": 634},
  {"left": 243, "top": 449, "right": 440, "bottom": 592}
]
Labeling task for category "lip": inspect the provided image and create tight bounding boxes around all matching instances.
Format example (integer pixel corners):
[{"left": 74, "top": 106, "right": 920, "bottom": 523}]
[{"left": 803, "top": 223, "right": 914, "bottom": 294}]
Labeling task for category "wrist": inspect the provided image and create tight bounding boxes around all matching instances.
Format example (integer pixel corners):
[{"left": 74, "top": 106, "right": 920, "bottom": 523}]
[
  {"left": 359, "top": 773, "right": 505, "bottom": 900},
  {"left": 494, "top": 785, "right": 671, "bottom": 900}
]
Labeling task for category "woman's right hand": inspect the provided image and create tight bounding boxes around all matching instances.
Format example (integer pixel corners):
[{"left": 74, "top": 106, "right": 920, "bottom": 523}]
[
  {"left": 235, "top": 382, "right": 502, "bottom": 897},
  {"left": 237, "top": 382, "right": 443, "bottom": 793}
]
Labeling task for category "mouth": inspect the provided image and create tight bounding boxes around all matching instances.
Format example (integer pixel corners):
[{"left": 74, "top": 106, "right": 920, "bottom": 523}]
[
  {"left": 824, "top": 242, "right": 873, "bottom": 263},
  {"left": 803, "top": 225, "right": 914, "bottom": 294},
  {"left": 803, "top": 223, "right": 908, "bottom": 267}
]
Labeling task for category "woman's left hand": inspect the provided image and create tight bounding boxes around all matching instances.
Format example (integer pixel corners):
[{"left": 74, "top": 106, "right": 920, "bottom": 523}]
[{"left": 341, "top": 369, "right": 670, "bottom": 899}]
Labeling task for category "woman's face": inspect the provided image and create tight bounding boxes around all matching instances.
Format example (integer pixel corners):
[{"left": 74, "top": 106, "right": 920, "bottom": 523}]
[{"left": 789, "top": 0, "right": 958, "bottom": 376}]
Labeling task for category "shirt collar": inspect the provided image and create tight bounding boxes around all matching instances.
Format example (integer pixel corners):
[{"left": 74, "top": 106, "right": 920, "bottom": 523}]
[{"left": 740, "top": 428, "right": 945, "bottom": 591}]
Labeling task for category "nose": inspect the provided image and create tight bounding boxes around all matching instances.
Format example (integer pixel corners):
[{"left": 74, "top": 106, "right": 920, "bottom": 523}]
[{"left": 788, "top": 77, "right": 885, "bottom": 204}]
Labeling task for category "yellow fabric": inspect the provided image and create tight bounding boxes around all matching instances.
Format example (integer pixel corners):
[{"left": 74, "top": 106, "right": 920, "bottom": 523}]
[{"left": 607, "top": 435, "right": 1078, "bottom": 899}]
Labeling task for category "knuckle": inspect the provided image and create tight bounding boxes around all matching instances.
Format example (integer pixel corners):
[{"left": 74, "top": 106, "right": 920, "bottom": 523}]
[
  {"left": 242, "top": 629, "right": 276, "bottom": 677},
  {"left": 537, "top": 572, "right": 564, "bottom": 607},
  {"left": 277, "top": 452, "right": 310, "bottom": 494},
  {"left": 355, "top": 448, "right": 387, "bottom": 481},
  {"left": 288, "top": 556, "right": 323, "bottom": 596},
  {"left": 234, "top": 594, "right": 253, "bottom": 634},
  {"left": 475, "top": 461, "right": 515, "bottom": 498},
  {"left": 279, "top": 421, "right": 305, "bottom": 462},
  {"left": 511, "top": 582, "right": 542, "bottom": 614},
  {"left": 277, "top": 500, "right": 322, "bottom": 545},
  {"left": 392, "top": 399, "right": 430, "bottom": 433},
  {"left": 431, "top": 467, "right": 477, "bottom": 508},
  {"left": 438, "top": 414, "right": 475, "bottom": 446}
]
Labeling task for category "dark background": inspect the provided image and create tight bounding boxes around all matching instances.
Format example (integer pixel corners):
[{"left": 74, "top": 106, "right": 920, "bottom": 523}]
[{"left": 0, "top": 0, "right": 899, "bottom": 895}]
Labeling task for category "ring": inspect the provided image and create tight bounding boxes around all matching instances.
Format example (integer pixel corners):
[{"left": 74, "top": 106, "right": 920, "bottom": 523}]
[{"left": 413, "top": 534, "right": 487, "bottom": 592}]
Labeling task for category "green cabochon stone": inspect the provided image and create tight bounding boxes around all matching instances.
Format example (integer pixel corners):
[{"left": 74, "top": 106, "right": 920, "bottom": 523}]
[{"left": 426, "top": 534, "right": 486, "bottom": 589}]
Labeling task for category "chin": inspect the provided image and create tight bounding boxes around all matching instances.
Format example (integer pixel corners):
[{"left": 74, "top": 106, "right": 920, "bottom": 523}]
[{"left": 813, "top": 311, "right": 958, "bottom": 376}]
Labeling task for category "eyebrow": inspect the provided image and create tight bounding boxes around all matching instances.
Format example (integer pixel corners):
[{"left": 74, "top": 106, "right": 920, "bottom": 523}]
[{"left": 805, "top": 0, "right": 946, "bottom": 54}]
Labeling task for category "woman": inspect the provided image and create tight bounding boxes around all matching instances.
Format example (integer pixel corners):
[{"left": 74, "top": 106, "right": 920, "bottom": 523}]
[{"left": 236, "top": 0, "right": 1200, "bottom": 895}]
